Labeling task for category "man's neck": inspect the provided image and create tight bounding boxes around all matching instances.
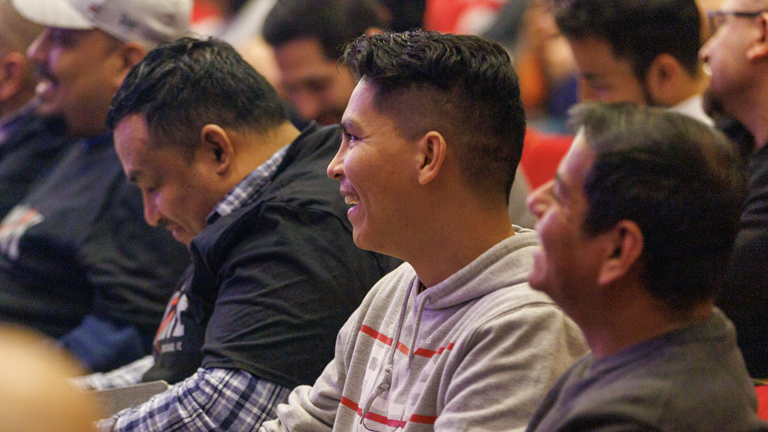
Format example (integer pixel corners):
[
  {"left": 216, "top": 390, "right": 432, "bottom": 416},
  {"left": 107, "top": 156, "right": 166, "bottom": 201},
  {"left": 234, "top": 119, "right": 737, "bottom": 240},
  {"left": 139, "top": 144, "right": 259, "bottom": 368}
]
[
  {"left": 405, "top": 192, "right": 515, "bottom": 288},
  {"left": 581, "top": 291, "right": 714, "bottom": 360},
  {"left": 236, "top": 122, "right": 301, "bottom": 177}
]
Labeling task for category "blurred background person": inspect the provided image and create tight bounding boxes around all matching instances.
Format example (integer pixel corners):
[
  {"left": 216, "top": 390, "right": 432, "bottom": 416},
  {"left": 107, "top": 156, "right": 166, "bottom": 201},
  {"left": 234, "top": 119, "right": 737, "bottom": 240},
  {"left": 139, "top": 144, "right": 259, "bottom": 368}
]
[
  {"left": 2, "top": 0, "right": 192, "bottom": 372},
  {"left": 0, "top": 325, "right": 103, "bottom": 432},
  {"left": 263, "top": 0, "right": 383, "bottom": 126},
  {"left": 0, "top": 0, "right": 72, "bottom": 217},
  {"left": 699, "top": 0, "right": 768, "bottom": 379}
]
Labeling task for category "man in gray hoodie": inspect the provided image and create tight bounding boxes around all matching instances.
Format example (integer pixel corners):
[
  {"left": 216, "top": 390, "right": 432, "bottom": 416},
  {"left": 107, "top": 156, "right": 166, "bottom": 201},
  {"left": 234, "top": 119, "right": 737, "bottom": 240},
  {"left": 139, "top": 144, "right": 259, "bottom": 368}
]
[{"left": 261, "top": 30, "right": 587, "bottom": 432}]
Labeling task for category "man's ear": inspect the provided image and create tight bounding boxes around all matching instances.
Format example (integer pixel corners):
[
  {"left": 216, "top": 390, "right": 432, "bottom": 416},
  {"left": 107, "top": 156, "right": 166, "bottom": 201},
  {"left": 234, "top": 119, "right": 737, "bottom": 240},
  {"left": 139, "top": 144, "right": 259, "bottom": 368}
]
[
  {"left": 416, "top": 131, "right": 446, "bottom": 186},
  {"left": 200, "top": 124, "right": 235, "bottom": 175},
  {"left": 0, "top": 52, "right": 26, "bottom": 102},
  {"left": 112, "top": 42, "right": 147, "bottom": 88},
  {"left": 597, "top": 220, "right": 644, "bottom": 286},
  {"left": 644, "top": 54, "right": 680, "bottom": 104},
  {"left": 747, "top": 12, "right": 768, "bottom": 61}
]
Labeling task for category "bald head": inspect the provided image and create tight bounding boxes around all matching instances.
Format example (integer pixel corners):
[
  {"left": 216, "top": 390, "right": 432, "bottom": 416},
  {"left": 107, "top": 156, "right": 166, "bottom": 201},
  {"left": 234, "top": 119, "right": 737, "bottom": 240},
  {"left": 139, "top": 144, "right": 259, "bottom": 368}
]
[{"left": 0, "top": 326, "right": 103, "bottom": 432}]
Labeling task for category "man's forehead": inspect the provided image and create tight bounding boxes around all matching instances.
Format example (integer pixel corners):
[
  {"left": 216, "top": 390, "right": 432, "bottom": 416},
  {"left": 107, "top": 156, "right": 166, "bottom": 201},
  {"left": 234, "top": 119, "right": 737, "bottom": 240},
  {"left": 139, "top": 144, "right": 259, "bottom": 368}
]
[{"left": 719, "top": 0, "right": 754, "bottom": 9}]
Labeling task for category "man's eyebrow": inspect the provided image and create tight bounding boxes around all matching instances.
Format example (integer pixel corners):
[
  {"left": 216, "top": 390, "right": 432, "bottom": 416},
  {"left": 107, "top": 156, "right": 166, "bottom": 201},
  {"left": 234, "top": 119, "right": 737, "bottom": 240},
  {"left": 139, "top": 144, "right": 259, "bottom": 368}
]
[{"left": 340, "top": 118, "right": 359, "bottom": 133}]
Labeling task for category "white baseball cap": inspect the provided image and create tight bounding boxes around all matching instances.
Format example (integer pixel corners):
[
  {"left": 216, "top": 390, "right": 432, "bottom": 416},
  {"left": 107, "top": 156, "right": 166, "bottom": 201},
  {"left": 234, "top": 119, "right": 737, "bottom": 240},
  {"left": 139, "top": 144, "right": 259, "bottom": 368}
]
[{"left": 10, "top": 0, "right": 192, "bottom": 48}]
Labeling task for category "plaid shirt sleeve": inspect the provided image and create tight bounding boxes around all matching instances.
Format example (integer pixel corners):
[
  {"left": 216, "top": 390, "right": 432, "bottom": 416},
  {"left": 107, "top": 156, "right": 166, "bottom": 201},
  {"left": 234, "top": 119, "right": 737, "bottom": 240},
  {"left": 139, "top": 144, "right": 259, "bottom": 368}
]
[
  {"left": 97, "top": 368, "right": 291, "bottom": 432},
  {"left": 71, "top": 355, "right": 155, "bottom": 391}
]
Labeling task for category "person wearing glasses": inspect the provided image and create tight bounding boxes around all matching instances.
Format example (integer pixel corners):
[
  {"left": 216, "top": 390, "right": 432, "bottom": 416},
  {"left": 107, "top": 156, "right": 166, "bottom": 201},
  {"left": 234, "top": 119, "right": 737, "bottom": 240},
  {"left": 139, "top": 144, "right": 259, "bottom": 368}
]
[
  {"left": 553, "top": 0, "right": 713, "bottom": 125},
  {"left": 700, "top": 0, "right": 768, "bottom": 380}
]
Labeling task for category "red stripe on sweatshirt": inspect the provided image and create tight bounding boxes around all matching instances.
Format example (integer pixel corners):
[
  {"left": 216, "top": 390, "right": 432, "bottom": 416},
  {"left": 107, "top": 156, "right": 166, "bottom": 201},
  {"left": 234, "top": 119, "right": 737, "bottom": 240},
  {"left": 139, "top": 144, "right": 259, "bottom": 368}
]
[
  {"left": 359, "top": 325, "right": 455, "bottom": 358},
  {"left": 340, "top": 397, "right": 437, "bottom": 425}
]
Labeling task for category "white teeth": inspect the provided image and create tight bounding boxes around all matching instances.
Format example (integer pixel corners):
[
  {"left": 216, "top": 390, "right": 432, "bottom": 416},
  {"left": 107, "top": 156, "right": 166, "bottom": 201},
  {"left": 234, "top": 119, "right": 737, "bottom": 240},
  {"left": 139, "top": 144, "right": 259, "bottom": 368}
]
[{"left": 345, "top": 196, "right": 359, "bottom": 205}]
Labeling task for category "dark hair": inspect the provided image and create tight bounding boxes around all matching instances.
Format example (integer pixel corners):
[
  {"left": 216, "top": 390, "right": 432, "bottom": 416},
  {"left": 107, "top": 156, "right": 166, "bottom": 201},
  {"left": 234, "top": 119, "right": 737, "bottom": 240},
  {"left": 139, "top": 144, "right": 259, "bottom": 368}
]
[
  {"left": 569, "top": 102, "right": 746, "bottom": 311},
  {"left": 341, "top": 30, "right": 527, "bottom": 199},
  {"left": 107, "top": 37, "right": 287, "bottom": 157},
  {"left": 555, "top": 0, "right": 702, "bottom": 79},
  {"left": 263, "top": 0, "right": 383, "bottom": 60},
  {"left": 376, "top": 0, "right": 426, "bottom": 32}
]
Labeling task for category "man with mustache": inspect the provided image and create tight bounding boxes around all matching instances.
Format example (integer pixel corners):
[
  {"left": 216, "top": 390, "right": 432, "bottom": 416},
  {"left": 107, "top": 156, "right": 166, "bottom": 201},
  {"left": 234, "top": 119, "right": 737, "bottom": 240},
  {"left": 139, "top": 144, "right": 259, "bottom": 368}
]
[
  {"left": 95, "top": 36, "right": 399, "bottom": 431},
  {"left": 525, "top": 102, "right": 765, "bottom": 432},
  {"left": 1, "top": 0, "right": 192, "bottom": 372},
  {"left": 0, "top": 0, "right": 72, "bottom": 217}
]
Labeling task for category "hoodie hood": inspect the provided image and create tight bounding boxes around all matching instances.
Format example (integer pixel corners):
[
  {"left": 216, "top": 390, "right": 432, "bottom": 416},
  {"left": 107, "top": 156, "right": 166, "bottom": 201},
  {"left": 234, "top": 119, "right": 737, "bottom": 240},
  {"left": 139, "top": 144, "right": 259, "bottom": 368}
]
[
  {"left": 359, "top": 227, "right": 541, "bottom": 422},
  {"left": 420, "top": 227, "right": 539, "bottom": 310}
]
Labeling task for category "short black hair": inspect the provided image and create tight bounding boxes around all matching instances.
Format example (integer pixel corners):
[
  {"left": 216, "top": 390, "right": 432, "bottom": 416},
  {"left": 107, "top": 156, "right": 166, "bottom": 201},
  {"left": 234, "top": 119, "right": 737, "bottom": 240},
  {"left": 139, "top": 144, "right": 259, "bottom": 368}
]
[
  {"left": 342, "top": 30, "right": 527, "bottom": 200},
  {"left": 107, "top": 37, "right": 287, "bottom": 158},
  {"left": 263, "top": 0, "right": 383, "bottom": 60},
  {"left": 555, "top": 0, "right": 702, "bottom": 80},
  {"left": 570, "top": 102, "right": 746, "bottom": 311}
]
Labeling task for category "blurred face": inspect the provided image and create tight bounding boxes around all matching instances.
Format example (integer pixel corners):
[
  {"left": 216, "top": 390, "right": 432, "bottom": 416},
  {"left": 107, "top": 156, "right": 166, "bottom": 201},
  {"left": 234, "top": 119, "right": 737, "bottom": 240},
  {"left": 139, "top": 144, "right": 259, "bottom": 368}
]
[
  {"left": 27, "top": 27, "right": 124, "bottom": 137},
  {"left": 699, "top": 0, "right": 763, "bottom": 118},
  {"left": 568, "top": 37, "right": 650, "bottom": 105},
  {"left": 326, "top": 79, "right": 416, "bottom": 255},
  {"left": 114, "top": 114, "right": 226, "bottom": 246},
  {"left": 526, "top": 133, "right": 606, "bottom": 312},
  {"left": 273, "top": 37, "right": 358, "bottom": 125}
]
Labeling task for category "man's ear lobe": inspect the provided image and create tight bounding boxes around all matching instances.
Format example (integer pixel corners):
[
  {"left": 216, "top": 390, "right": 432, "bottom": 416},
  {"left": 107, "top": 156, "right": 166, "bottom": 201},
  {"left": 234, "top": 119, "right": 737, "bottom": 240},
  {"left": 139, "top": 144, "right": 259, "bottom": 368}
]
[
  {"left": 417, "top": 131, "right": 446, "bottom": 185},
  {"left": 200, "top": 124, "right": 234, "bottom": 175},
  {"left": 747, "top": 13, "right": 768, "bottom": 61},
  {"left": 597, "top": 220, "right": 644, "bottom": 286}
]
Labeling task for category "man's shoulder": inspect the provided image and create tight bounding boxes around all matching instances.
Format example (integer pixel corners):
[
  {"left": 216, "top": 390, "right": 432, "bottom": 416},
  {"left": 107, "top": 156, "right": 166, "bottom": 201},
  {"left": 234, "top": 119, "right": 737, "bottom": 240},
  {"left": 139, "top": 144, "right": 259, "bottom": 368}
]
[{"left": 551, "top": 318, "right": 759, "bottom": 431}]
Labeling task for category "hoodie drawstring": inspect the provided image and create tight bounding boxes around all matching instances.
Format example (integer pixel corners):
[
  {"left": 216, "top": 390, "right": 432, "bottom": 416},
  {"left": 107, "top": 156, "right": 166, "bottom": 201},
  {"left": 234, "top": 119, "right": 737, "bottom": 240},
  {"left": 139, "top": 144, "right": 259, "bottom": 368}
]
[
  {"left": 359, "top": 277, "right": 419, "bottom": 424},
  {"left": 408, "top": 290, "right": 430, "bottom": 369}
]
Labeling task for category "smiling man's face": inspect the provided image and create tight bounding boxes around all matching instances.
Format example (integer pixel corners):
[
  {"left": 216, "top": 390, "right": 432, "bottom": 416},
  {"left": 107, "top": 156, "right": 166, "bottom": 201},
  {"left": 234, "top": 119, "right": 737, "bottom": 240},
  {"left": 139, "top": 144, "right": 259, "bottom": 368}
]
[
  {"left": 27, "top": 27, "right": 124, "bottom": 137},
  {"left": 326, "top": 79, "right": 418, "bottom": 255}
]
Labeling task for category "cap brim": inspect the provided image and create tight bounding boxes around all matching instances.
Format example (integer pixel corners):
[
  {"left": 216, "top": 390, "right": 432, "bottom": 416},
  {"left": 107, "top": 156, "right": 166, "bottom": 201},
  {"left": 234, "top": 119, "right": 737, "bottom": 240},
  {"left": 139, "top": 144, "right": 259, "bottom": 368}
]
[{"left": 11, "top": 0, "right": 93, "bottom": 30}]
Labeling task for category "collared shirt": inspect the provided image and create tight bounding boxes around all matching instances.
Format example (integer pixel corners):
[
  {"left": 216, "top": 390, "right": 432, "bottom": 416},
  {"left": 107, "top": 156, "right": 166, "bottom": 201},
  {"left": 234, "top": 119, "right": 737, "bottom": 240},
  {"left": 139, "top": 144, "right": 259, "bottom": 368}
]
[
  {"left": 96, "top": 146, "right": 293, "bottom": 431},
  {"left": 208, "top": 145, "right": 288, "bottom": 224},
  {"left": 97, "top": 368, "right": 291, "bottom": 431}
]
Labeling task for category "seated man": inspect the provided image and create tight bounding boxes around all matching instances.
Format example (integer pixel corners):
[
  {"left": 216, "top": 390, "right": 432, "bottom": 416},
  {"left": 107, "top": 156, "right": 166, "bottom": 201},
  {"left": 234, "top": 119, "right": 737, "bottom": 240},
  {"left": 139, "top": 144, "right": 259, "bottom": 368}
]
[
  {"left": 261, "top": 30, "right": 587, "bottom": 432},
  {"left": 699, "top": 0, "right": 768, "bottom": 378},
  {"left": 262, "top": 0, "right": 383, "bottom": 126},
  {"left": 96, "top": 37, "right": 399, "bottom": 431},
  {"left": 525, "top": 103, "right": 766, "bottom": 431},
  {"left": 554, "top": 0, "right": 712, "bottom": 124},
  {"left": 5, "top": 0, "right": 192, "bottom": 372},
  {"left": 0, "top": 0, "right": 73, "bottom": 218}
]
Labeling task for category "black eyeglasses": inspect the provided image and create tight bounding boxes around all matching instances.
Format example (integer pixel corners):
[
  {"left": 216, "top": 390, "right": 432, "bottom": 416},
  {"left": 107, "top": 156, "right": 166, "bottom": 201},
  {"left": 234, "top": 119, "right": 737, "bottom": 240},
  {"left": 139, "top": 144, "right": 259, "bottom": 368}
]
[{"left": 708, "top": 10, "right": 768, "bottom": 35}]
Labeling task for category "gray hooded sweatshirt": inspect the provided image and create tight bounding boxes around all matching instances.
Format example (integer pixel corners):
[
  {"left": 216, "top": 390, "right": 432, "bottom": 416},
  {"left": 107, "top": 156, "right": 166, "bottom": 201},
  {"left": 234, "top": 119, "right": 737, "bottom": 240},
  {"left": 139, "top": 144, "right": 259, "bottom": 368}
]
[{"left": 261, "top": 228, "right": 587, "bottom": 432}]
